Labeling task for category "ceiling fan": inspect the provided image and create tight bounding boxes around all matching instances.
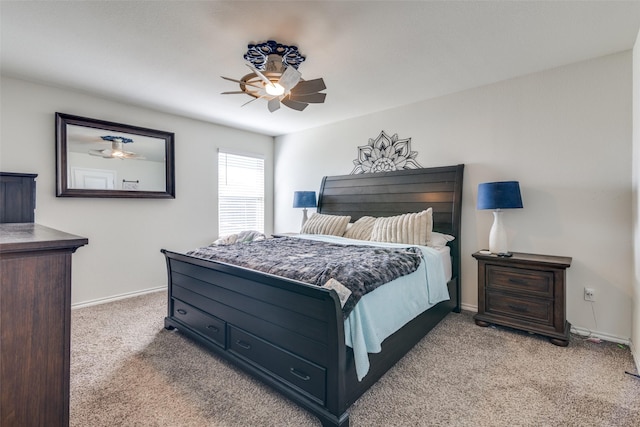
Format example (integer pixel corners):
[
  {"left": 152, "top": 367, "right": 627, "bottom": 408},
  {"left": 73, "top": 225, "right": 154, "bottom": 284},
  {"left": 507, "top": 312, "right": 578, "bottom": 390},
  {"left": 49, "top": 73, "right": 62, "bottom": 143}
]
[
  {"left": 221, "top": 40, "right": 326, "bottom": 112},
  {"left": 89, "top": 135, "right": 145, "bottom": 160}
]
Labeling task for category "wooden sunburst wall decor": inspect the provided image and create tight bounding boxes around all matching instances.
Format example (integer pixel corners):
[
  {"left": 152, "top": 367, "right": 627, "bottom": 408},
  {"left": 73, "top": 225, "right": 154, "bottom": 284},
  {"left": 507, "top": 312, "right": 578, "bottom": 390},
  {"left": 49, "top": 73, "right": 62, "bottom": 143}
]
[{"left": 351, "top": 130, "right": 422, "bottom": 174}]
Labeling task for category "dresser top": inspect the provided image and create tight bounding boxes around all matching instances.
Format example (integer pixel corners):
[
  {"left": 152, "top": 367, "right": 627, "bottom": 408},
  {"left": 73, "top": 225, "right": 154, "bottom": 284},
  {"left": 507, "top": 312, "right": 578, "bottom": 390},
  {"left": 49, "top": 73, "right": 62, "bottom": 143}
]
[
  {"left": 0, "top": 172, "right": 37, "bottom": 178},
  {"left": 0, "top": 223, "right": 88, "bottom": 253}
]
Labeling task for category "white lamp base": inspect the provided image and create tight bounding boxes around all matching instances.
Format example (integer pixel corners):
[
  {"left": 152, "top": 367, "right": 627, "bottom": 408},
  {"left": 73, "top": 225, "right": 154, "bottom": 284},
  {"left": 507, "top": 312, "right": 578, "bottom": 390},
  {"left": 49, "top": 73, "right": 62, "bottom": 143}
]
[
  {"left": 301, "top": 208, "right": 309, "bottom": 230},
  {"left": 489, "top": 210, "right": 510, "bottom": 255}
]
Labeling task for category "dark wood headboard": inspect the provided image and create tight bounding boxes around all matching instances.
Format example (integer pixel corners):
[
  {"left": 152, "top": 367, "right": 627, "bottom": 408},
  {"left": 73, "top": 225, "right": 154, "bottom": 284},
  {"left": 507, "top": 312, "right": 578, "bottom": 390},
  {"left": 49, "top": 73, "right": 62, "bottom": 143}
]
[
  {"left": 317, "top": 165, "right": 464, "bottom": 235},
  {"left": 317, "top": 165, "right": 464, "bottom": 289}
]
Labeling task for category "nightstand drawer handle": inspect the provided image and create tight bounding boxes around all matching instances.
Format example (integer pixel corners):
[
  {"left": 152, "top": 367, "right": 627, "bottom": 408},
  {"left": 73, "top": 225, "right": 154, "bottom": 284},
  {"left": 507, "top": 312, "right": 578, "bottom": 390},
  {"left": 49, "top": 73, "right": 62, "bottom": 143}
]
[
  {"left": 508, "top": 304, "right": 529, "bottom": 313},
  {"left": 176, "top": 309, "right": 187, "bottom": 315},
  {"left": 290, "top": 367, "right": 311, "bottom": 381},
  {"left": 508, "top": 278, "right": 528, "bottom": 285},
  {"left": 206, "top": 325, "right": 219, "bottom": 333}
]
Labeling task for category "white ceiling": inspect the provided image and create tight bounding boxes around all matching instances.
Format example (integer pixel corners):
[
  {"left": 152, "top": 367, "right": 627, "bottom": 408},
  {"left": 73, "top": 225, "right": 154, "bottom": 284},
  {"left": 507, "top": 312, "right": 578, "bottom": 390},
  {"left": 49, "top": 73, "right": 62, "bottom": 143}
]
[{"left": 2, "top": 1, "right": 640, "bottom": 137}]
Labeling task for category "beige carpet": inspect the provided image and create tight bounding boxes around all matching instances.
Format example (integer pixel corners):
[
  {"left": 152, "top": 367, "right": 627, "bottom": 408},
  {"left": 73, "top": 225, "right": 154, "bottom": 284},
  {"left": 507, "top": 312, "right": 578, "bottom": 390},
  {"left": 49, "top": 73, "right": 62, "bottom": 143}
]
[{"left": 71, "top": 291, "right": 640, "bottom": 426}]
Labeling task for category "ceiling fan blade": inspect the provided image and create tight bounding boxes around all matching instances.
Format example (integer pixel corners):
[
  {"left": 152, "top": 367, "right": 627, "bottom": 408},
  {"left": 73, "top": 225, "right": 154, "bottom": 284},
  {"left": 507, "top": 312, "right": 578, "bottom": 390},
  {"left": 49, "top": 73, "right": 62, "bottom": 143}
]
[
  {"left": 240, "top": 97, "right": 260, "bottom": 107},
  {"left": 291, "top": 78, "right": 326, "bottom": 95},
  {"left": 221, "top": 91, "right": 248, "bottom": 95},
  {"left": 281, "top": 98, "right": 308, "bottom": 111},
  {"left": 221, "top": 76, "right": 263, "bottom": 90},
  {"left": 89, "top": 148, "right": 116, "bottom": 158},
  {"left": 267, "top": 97, "right": 280, "bottom": 112},
  {"left": 239, "top": 93, "right": 270, "bottom": 107},
  {"left": 289, "top": 92, "right": 326, "bottom": 104},
  {"left": 278, "top": 66, "right": 301, "bottom": 92},
  {"left": 245, "top": 64, "right": 274, "bottom": 88}
]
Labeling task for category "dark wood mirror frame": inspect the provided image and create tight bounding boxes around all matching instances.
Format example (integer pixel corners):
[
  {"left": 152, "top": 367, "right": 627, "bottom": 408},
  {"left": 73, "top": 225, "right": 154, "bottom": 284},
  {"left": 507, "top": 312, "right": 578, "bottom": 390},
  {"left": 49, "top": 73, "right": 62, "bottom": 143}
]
[{"left": 55, "top": 113, "right": 175, "bottom": 198}]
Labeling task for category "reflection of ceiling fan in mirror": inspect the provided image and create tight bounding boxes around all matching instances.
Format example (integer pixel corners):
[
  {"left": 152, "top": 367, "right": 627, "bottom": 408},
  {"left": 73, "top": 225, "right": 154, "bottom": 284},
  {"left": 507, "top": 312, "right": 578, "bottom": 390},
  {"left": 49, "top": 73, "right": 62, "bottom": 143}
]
[
  {"left": 221, "top": 40, "right": 326, "bottom": 112},
  {"left": 89, "top": 135, "right": 145, "bottom": 160}
]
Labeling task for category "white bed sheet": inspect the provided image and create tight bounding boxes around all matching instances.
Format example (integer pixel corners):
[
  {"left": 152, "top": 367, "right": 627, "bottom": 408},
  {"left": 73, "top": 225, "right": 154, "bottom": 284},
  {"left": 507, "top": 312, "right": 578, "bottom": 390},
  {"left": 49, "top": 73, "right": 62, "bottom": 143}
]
[
  {"left": 295, "top": 234, "right": 451, "bottom": 381},
  {"left": 438, "top": 245, "right": 452, "bottom": 282}
]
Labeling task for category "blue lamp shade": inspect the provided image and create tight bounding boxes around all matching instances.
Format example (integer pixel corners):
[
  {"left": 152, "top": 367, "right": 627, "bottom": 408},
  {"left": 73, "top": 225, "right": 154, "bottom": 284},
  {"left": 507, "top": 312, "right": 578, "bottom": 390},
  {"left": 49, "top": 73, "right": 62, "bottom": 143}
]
[
  {"left": 477, "top": 181, "right": 523, "bottom": 210},
  {"left": 293, "top": 191, "right": 317, "bottom": 208}
]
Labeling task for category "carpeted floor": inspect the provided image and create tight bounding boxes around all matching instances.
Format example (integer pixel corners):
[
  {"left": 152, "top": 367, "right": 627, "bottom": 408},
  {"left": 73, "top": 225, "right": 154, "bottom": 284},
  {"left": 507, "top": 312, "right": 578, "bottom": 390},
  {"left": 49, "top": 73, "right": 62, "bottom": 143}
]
[{"left": 71, "top": 291, "right": 640, "bottom": 426}]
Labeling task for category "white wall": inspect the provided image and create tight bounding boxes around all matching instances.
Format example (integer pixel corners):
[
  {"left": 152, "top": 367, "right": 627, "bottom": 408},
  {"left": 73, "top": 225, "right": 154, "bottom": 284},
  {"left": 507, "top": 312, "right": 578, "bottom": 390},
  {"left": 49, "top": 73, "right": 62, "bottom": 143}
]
[
  {"left": 632, "top": 30, "right": 640, "bottom": 367},
  {"left": 275, "top": 52, "right": 633, "bottom": 341},
  {"left": 0, "top": 76, "right": 274, "bottom": 306}
]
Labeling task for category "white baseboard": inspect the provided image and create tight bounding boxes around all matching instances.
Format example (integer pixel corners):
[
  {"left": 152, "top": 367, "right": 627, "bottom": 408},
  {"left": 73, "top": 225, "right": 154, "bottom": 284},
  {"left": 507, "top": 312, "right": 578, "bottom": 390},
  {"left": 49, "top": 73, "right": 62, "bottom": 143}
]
[
  {"left": 460, "top": 302, "right": 478, "bottom": 313},
  {"left": 570, "top": 325, "right": 630, "bottom": 346},
  {"left": 630, "top": 339, "right": 640, "bottom": 373},
  {"left": 71, "top": 286, "right": 166, "bottom": 310}
]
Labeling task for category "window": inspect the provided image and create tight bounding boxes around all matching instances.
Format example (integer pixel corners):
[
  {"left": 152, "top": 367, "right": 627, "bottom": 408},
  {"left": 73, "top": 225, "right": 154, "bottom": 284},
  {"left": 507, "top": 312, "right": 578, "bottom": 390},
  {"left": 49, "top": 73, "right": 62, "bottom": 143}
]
[{"left": 218, "top": 150, "right": 265, "bottom": 236}]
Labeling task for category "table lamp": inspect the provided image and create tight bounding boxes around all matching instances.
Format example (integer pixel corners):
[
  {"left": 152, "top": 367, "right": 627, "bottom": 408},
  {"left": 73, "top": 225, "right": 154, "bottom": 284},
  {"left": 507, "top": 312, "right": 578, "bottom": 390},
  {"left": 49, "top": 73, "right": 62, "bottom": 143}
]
[
  {"left": 477, "top": 181, "right": 523, "bottom": 256},
  {"left": 293, "top": 191, "right": 317, "bottom": 229}
]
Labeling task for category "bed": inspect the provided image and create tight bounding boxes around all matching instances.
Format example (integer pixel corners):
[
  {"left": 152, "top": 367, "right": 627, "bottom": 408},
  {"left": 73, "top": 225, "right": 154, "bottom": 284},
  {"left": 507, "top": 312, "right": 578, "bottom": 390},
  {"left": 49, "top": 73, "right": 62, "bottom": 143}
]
[{"left": 162, "top": 164, "right": 464, "bottom": 427}]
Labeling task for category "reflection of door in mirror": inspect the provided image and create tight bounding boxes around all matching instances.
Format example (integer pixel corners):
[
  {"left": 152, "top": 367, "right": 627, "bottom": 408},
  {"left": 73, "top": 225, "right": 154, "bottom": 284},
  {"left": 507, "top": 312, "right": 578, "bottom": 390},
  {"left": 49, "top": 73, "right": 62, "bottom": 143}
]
[{"left": 70, "top": 167, "right": 116, "bottom": 190}]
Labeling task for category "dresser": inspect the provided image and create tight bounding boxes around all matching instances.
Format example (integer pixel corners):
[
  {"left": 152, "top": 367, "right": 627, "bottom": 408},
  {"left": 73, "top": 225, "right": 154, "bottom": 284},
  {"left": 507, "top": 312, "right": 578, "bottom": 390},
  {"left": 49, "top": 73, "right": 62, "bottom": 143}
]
[
  {"left": 472, "top": 251, "right": 572, "bottom": 346},
  {"left": 0, "top": 172, "right": 88, "bottom": 426},
  {"left": 0, "top": 172, "right": 37, "bottom": 223}
]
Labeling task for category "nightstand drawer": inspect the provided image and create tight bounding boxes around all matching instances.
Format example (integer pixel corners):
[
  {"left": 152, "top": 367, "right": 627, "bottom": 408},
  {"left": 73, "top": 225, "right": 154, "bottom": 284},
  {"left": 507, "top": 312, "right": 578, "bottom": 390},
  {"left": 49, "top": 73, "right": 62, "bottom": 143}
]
[
  {"left": 486, "top": 265, "right": 553, "bottom": 297},
  {"left": 486, "top": 292, "right": 553, "bottom": 326}
]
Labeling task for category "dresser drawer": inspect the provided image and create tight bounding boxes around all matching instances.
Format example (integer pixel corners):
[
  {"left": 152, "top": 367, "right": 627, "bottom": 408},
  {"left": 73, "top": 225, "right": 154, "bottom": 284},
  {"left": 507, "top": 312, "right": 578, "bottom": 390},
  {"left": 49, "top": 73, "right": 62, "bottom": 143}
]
[
  {"left": 228, "top": 325, "right": 326, "bottom": 404},
  {"left": 486, "top": 265, "right": 553, "bottom": 298},
  {"left": 486, "top": 292, "right": 553, "bottom": 326},
  {"left": 172, "top": 299, "right": 226, "bottom": 348}
]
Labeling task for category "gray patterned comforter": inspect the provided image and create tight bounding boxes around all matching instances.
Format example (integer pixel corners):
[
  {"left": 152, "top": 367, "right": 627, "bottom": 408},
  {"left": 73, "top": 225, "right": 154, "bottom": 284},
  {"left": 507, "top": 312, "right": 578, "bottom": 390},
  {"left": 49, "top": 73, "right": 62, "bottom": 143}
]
[{"left": 187, "top": 237, "right": 422, "bottom": 317}]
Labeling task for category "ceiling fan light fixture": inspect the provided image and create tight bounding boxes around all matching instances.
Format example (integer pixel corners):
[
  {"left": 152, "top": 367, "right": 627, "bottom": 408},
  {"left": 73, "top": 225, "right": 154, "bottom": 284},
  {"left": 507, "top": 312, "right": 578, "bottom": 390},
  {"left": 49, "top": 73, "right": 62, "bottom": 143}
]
[
  {"left": 265, "top": 82, "right": 285, "bottom": 96},
  {"left": 110, "top": 141, "right": 124, "bottom": 157},
  {"left": 221, "top": 40, "right": 326, "bottom": 112},
  {"left": 88, "top": 137, "right": 145, "bottom": 160}
]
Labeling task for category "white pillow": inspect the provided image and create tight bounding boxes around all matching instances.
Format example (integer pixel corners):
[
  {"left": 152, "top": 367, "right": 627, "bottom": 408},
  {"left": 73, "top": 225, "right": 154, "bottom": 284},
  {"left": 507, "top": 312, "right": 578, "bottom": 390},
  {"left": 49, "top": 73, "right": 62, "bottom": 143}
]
[
  {"left": 370, "top": 208, "right": 433, "bottom": 246},
  {"left": 212, "top": 230, "right": 266, "bottom": 245},
  {"left": 343, "top": 216, "right": 376, "bottom": 241},
  {"left": 301, "top": 213, "right": 351, "bottom": 236},
  {"left": 429, "top": 232, "right": 455, "bottom": 248}
]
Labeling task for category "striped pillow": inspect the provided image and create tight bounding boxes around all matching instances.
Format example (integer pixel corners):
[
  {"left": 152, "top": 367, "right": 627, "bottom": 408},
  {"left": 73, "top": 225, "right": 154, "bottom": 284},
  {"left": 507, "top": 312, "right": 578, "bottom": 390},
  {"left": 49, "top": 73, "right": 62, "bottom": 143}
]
[
  {"left": 370, "top": 208, "right": 433, "bottom": 246},
  {"left": 301, "top": 213, "right": 351, "bottom": 236},
  {"left": 343, "top": 216, "right": 377, "bottom": 241}
]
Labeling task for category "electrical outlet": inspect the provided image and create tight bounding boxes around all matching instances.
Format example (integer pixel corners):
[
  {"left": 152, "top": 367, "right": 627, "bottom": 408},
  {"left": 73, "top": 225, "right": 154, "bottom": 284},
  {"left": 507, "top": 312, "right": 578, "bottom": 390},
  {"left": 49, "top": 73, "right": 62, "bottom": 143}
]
[{"left": 584, "top": 287, "right": 596, "bottom": 302}]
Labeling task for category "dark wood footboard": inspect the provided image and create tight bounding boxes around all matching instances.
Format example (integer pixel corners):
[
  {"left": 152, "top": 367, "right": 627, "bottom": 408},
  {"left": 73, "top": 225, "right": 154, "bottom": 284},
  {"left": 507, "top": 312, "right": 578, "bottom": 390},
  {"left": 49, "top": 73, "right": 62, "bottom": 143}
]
[
  {"left": 162, "top": 249, "right": 458, "bottom": 427},
  {"left": 162, "top": 249, "right": 351, "bottom": 426}
]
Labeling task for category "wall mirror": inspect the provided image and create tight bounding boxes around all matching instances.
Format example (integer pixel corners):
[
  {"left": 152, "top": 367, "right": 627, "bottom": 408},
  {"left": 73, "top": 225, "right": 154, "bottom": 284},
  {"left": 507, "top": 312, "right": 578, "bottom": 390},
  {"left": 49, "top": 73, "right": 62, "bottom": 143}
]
[{"left": 56, "top": 113, "right": 175, "bottom": 198}]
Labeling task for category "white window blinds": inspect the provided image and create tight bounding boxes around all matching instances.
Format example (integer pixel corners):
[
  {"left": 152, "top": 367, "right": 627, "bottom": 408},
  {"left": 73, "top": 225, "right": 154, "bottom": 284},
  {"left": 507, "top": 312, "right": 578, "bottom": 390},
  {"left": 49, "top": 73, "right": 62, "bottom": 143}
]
[{"left": 218, "top": 150, "right": 265, "bottom": 236}]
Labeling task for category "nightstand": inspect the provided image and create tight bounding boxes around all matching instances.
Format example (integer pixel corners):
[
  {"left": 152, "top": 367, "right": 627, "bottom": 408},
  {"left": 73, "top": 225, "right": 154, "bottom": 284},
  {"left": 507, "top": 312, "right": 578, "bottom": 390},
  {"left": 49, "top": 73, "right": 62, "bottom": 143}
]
[{"left": 472, "top": 251, "right": 572, "bottom": 346}]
